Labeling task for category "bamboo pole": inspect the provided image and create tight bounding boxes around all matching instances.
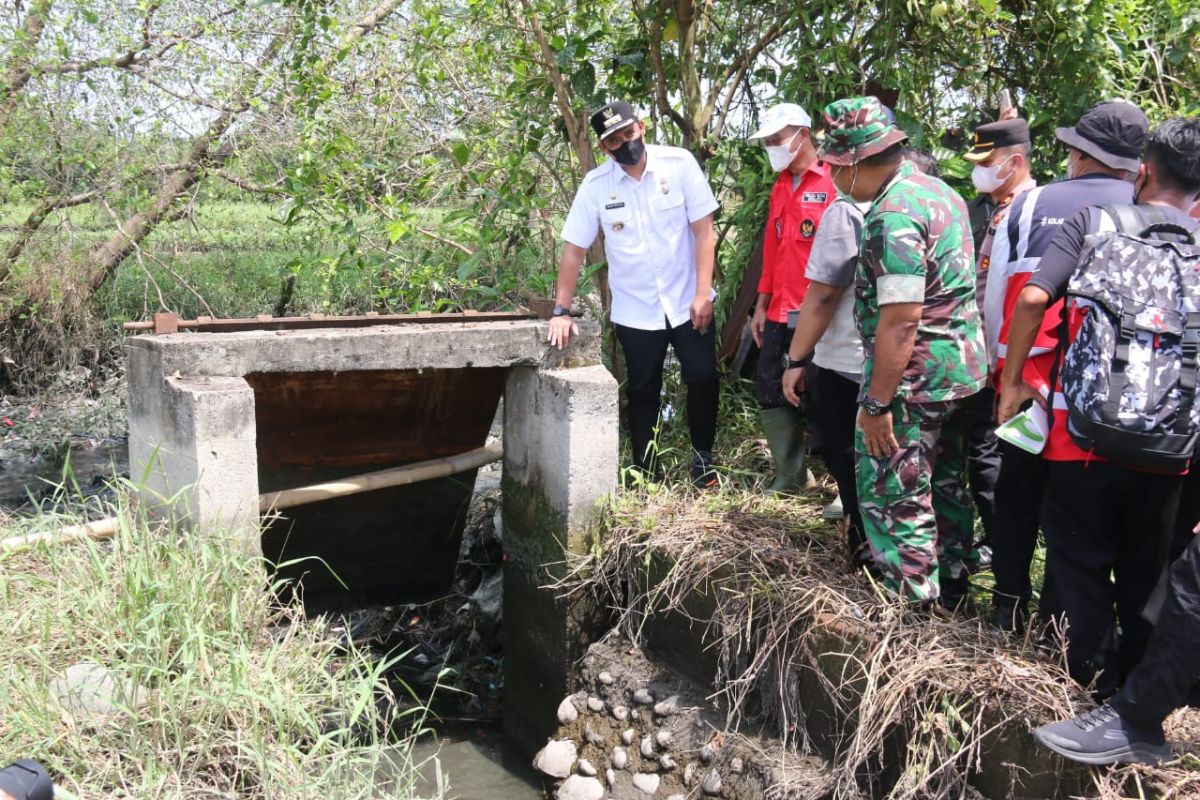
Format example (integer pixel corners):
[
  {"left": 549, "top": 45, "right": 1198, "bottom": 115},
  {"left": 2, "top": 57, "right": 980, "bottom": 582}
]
[
  {"left": 258, "top": 442, "right": 503, "bottom": 512},
  {"left": 0, "top": 517, "right": 122, "bottom": 551},
  {"left": 1, "top": 442, "right": 504, "bottom": 552}
]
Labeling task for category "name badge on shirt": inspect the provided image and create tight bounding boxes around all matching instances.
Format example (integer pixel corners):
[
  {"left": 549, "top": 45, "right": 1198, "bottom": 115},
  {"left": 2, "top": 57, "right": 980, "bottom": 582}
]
[
  {"left": 801, "top": 192, "right": 828, "bottom": 203},
  {"left": 605, "top": 202, "right": 625, "bottom": 210}
]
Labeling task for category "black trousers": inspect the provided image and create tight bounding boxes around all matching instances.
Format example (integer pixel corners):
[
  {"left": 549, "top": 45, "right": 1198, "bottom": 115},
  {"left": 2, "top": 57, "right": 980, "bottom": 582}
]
[
  {"left": 1041, "top": 460, "right": 1182, "bottom": 695},
  {"left": 813, "top": 366, "right": 866, "bottom": 558},
  {"left": 615, "top": 319, "right": 719, "bottom": 470},
  {"left": 1110, "top": 531, "right": 1200, "bottom": 728},
  {"left": 991, "top": 442, "right": 1048, "bottom": 608},
  {"left": 755, "top": 319, "right": 792, "bottom": 410},
  {"left": 1170, "top": 467, "right": 1200, "bottom": 562},
  {"left": 963, "top": 387, "right": 1000, "bottom": 542}
]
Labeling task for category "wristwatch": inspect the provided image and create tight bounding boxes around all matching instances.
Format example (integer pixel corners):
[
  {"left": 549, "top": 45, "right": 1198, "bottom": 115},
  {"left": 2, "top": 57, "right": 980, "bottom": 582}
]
[
  {"left": 552, "top": 304, "right": 571, "bottom": 317},
  {"left": 860, "top": 395, "right": 891, "bottom": 416},
  {"left": 783, "top": 354, "right": 810, "bottom": 371}
]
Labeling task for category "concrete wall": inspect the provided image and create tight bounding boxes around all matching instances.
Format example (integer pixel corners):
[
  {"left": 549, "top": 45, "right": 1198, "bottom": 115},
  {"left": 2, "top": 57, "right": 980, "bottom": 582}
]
[
  {"left": 127, "top": 319, "right": 602, "bottom": 547},
  {"left": 128, "top": 338, "right": 259, "bottom": 546},
  {"left": 502, "top": 364, "right": 620, "bottom": 755}
]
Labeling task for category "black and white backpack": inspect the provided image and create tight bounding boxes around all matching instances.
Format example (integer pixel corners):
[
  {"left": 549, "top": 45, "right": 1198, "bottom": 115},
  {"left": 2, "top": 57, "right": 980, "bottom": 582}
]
[{"left": 1057, "top": 204, "right": 1200, "bottom": 472}]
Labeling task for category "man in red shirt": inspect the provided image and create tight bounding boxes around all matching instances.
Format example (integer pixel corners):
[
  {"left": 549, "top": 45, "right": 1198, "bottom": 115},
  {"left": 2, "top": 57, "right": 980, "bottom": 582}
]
[{"left": 748, "top": 103, "right": 837, "bottom": 493}]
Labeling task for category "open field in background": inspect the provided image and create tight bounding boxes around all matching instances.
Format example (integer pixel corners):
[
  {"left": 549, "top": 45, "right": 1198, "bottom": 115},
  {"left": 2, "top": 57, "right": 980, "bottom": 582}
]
[{"left": 0, "top": 201, "right": 557, "bottom": 328}]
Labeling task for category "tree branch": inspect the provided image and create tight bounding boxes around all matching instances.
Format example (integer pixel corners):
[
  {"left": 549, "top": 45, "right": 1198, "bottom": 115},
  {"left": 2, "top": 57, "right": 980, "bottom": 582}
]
[
  {"left": 83, "top": 0, "right": 407, "bottom": 293},
  {"left": 0, "top": 163, "right": 191, "bottom": 273},
  {"left": 0, "top": 0, "right": 54, "bottom": 136},
  {"left": 209, "top": 168, "right": 284, "bottom": 195},
  {"left": 646, "top": 0, "right": 693, "bottom": 139}
]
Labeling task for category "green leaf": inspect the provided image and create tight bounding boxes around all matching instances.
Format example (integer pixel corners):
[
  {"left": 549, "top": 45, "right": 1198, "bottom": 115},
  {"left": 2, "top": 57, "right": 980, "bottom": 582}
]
[
  {"left": 457, "top": 252, "right": 484, "bottom": 280},
  {"left": 451, "top": 141, "right": 470, "bottom": 167},
  {"left": 571, "top": 62, "right": 596, "bottom": 99}
]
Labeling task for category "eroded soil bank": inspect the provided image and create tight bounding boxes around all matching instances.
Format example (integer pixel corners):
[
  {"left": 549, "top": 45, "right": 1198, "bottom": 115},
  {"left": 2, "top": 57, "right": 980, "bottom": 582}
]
[{"left": 534, "top": 491, "right": 1200, "bottom": 800}]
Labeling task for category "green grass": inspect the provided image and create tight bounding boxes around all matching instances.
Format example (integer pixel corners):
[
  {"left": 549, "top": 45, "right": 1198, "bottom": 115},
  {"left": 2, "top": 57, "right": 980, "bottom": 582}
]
[{"left": 0, "top": 485, "right": 441, "bottom": 799}]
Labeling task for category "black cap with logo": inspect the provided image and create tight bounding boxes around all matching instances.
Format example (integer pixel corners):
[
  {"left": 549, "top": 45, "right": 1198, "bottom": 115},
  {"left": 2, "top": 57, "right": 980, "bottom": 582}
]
[
  {"left": 1056, "top": 100, "right": 1148, "bottom": 173},
  {"left": 590, "top": 101, "right": 638, "bottom": 141},
  {"left": 963, "top": 118, "right": 1031, "bottom": 162}
]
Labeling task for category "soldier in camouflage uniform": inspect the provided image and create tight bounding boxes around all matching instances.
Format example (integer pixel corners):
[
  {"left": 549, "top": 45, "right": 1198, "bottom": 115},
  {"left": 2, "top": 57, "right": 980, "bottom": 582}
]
[{"left": 819, "top": 97, "right": 988, "bottom": 606}]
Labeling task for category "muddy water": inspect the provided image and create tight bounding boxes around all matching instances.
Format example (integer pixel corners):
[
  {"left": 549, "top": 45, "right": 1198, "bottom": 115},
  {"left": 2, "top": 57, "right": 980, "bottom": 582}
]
[
  {"left": 0, "top": 437, "right": 128, "bottom": 510},
  {"left": 403, "top": 734, "right": 546, "bottom": 800}
]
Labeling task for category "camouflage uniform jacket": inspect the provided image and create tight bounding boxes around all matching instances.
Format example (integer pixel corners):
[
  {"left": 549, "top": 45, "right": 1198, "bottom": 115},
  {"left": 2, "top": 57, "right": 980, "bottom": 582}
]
[{"left": 855, "top": 159, "right": 988, "bottom": 403}]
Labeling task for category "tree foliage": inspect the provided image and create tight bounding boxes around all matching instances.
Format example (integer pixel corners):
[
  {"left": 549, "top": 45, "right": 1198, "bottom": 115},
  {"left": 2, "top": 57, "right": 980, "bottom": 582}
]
[{"left": 0, "top": 0, "right": 1196, "bottom": 390}]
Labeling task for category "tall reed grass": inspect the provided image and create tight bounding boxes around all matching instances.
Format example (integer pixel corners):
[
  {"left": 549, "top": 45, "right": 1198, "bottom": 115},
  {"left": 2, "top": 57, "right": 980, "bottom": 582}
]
[{"left": 0, "top": 485, "right": 442, "bottom": 799}]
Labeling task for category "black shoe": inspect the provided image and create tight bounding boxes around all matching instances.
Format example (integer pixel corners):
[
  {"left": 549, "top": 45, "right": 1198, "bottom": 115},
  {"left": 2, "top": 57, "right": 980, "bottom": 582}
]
[
  {"left": 938, "top": 574, "right": 977, "bottom": 616},
  {"left": 1034, "top": 704, "right": 1171, "bottom": 765},
  {"left": 989, "top": 600, "right": 1028, "bottom": 634},
  {"left": 691, "top": 450, "right": 718, "bottom": 489}
]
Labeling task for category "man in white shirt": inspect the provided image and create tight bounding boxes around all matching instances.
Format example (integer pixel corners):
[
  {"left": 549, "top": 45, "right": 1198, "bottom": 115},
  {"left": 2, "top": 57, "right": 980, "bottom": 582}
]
[{"left": 547, "top": 101, "right": 721, "bottom": 487}]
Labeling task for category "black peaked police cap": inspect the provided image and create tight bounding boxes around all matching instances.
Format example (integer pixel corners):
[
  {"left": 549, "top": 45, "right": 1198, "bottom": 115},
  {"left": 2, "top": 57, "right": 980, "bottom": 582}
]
[{"left": 590, "top": 101, "right": 638, "bottom": 141}]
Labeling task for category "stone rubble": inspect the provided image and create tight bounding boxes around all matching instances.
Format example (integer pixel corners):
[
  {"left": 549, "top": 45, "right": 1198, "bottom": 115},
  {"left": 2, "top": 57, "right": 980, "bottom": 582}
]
[
  {"left": 544, "top": 636, "right": 833, "bottom": 800},
  {"left": 558, "top": 695, "right": 581, "bottom": 725},
  {"left": 557, "top": 775, "right": 605, "bottom": 800},
  {"left": 534, "top": 739, "right": 578, "bottom": 779}
]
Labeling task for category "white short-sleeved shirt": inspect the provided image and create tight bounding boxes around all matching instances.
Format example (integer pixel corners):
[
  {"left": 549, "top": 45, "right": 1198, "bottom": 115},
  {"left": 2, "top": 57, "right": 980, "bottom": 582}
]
[{"left": 561, "top": 144, "right": 720, "bottom": 330}]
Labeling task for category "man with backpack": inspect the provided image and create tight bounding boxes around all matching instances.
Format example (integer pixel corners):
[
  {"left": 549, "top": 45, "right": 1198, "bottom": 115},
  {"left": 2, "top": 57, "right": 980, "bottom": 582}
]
[
  {"left": 998, "top": 116, "right": 1200, "bottom": 696},
  {"left": 988, "top": 101, "right": 1149, "bottom": 634}
]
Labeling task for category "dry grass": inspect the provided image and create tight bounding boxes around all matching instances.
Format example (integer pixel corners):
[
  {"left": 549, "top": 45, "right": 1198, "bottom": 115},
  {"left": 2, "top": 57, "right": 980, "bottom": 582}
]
[{"left": 559, "top": 488, "right": 1200, "bottom": 799}]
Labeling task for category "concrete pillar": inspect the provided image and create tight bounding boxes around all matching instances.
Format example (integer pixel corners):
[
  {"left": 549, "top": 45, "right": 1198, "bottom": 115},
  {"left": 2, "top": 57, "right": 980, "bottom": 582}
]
[
  {"left": 502, "top": 364, "right": 619, "bottom": 754},
  {"left": 129, "top": 368, "right": 260, "bottom": 552}
]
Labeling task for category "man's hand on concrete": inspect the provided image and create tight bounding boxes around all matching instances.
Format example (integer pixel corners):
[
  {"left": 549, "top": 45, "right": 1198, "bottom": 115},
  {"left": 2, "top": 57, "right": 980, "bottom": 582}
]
[
  {"left": 691, "top": 295, "right": 713, "bottom": 334},
  {"left": 995, "top": 379, "right": 1040, "bottom": 424},
  {"left": 857, "top": 408, "right": 898, "bottom": 458},
  {"left": 547, "top": 316, "right": 578, "bottom": 350},
  {"left": 782, "top": 366, "right": 806, "bottom": 407}
]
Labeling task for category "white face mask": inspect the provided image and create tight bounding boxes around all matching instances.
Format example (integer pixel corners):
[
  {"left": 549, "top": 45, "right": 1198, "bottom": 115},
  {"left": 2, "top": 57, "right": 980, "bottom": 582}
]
[
  {"left": 971, "top": 154, "right": 1015, "bottom": 193},
  {"left": 765, "top": 129, "right": 801, "bottom": 172}
]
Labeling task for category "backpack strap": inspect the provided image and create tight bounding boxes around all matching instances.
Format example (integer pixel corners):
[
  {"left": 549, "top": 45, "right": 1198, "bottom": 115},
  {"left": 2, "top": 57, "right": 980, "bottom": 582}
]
[
  {"left": 1102, "top": 203, "right": 1195, "bottom": 243},
  {"left": 1177, "top": 312, "right": 1200, "bottom": 435},
  {"left": 1101, "top": 204, "right": 1147, "bottom": 236}
]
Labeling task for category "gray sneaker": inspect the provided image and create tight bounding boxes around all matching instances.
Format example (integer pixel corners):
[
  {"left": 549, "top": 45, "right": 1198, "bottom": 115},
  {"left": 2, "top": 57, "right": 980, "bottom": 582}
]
[
  {"left": 1034, "top": 704, "right": 1172, "bottom": 765},
  {"left": 822, "top": 494, "right": 844, "bottom": 520}
]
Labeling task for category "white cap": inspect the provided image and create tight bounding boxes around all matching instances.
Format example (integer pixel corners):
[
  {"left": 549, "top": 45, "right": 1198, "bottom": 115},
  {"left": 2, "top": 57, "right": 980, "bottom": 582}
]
[{"left": 748, "top": 103, "right": 812, "bottom": 141}]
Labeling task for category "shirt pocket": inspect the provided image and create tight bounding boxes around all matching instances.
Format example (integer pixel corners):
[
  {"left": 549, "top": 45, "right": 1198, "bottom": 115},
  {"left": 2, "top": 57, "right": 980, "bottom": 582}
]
[
  {"left": 768, "top": 206, "right": 785, "bottom": 241},
  {"left": 600, "top": 203, "right": 636, "bottom": 243},
  {"left": 651, "top": 188, "right": 687, "bottom": 231}
]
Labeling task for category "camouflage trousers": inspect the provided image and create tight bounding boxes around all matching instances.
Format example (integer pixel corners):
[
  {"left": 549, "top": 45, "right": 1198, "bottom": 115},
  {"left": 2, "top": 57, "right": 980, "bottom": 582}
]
[{"left": 855, "top": 398, "right": 979, "bottom": 602}]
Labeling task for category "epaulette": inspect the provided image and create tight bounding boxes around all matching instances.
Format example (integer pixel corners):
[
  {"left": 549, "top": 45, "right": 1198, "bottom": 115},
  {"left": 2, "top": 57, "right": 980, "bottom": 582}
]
[{"left": 582, "top": 160, "right": 616, "bottom": 184}]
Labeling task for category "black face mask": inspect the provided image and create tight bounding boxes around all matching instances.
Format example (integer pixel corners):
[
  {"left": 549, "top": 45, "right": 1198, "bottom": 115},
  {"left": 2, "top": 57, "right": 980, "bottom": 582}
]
[{"left": 611, "top": 136, "right": 645, "bottom": 166}]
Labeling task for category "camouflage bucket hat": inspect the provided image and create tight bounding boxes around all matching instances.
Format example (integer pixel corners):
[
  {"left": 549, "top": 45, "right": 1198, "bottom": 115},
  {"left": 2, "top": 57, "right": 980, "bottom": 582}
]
[{"left": 819, "top": 96, "right": 908, "bottom": 165}]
